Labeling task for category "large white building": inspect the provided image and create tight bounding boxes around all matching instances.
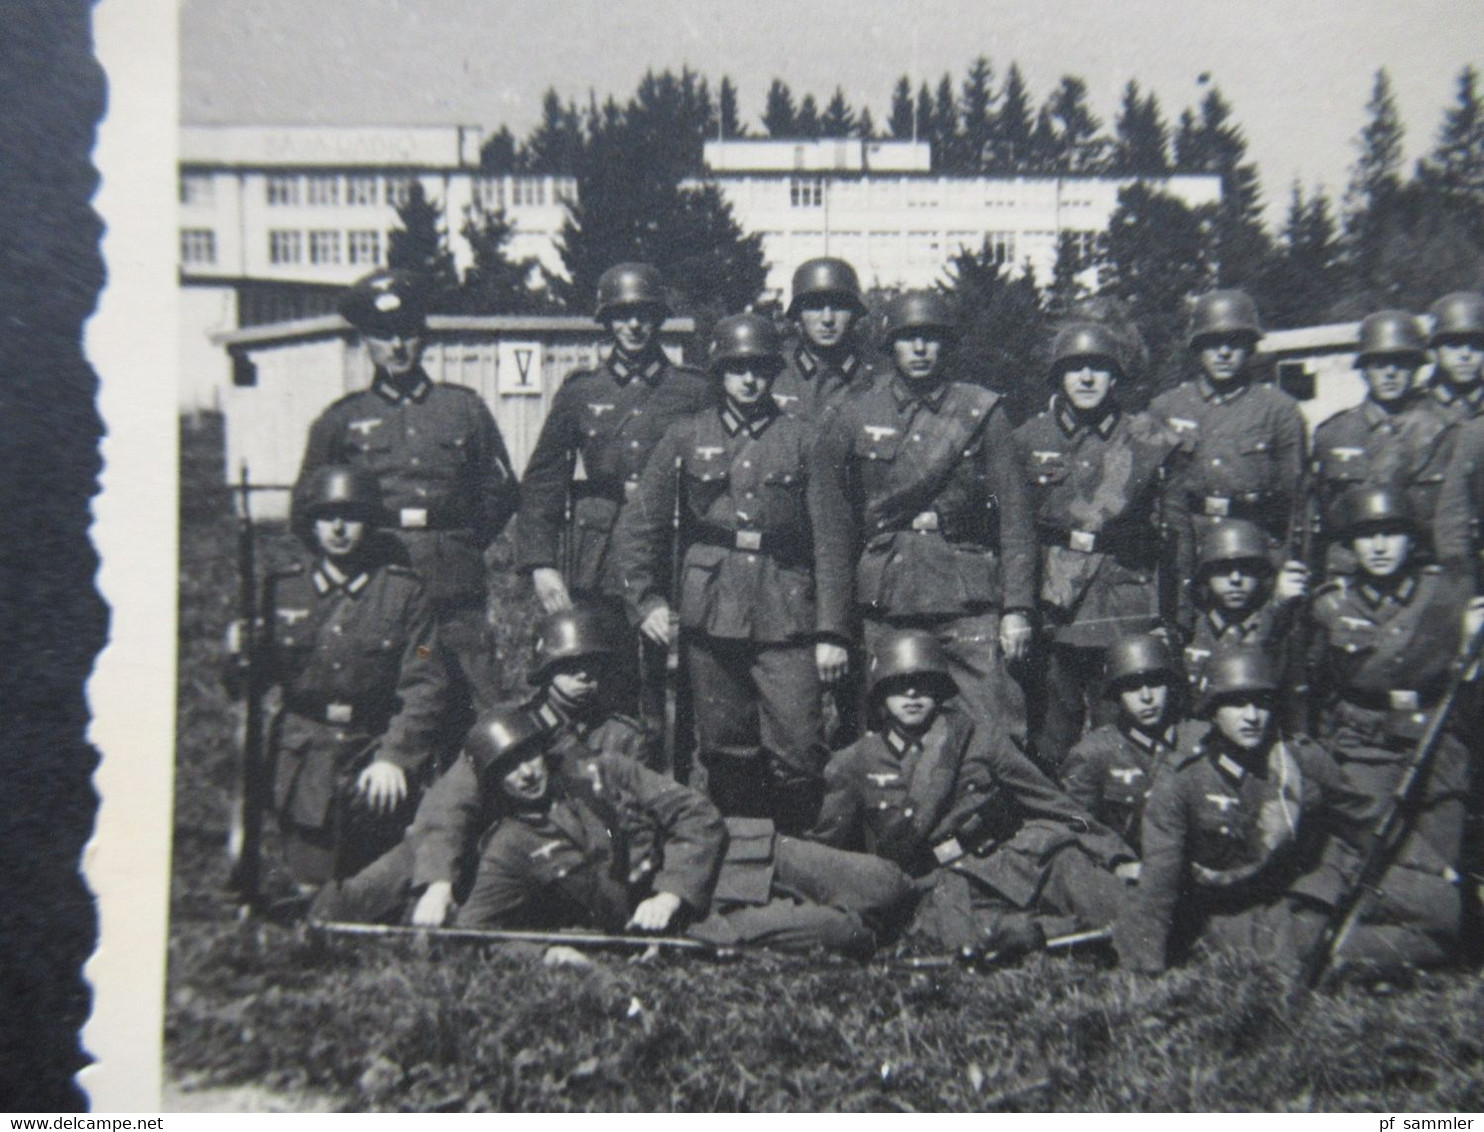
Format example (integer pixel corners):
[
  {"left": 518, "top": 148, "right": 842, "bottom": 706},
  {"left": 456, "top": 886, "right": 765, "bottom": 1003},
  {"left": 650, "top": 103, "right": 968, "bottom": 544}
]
[{"left": 178, "top": 125, "right": 1222, "bottom": 410}]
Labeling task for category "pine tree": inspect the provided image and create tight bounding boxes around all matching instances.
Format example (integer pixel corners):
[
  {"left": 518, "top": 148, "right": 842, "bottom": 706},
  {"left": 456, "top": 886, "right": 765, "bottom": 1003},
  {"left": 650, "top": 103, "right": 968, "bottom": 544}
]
[
  {"left": 1043, "top": 75, "right": 1107, "bottom": 174},
  {"left": 961, "top": 56, "right": 996, "bottom": 173},
  {"left": 796, "top": 93, "right": 822, "bottom": 139},
  {"left": 915, "top": 82, "right": 934, "bottom": 150},
  {"left": 940, "top": 241, "right": 1049, "bottom": 422},
  {"left": 1344, "top": 69, "right": 1404, "bottom": 235},
  {"left": 456, "top": 206, "right": 545, "bottom": 314},
  {"left": 525, "top": 89, "right": 584, "bottom": 174},
  {"left": 1260, "top": 182, "right": 1346, "bottom": 327},
  {"left": 719, "top": 76, "right": 746, "bottom": 139},
  {"left": 1111, "top": 80, "right": 1169, "bottom": 175},
  {"left": 762, "top": 79, "right": 797, "bottom": 137},
  {"left": 386, "top": 181, "right": 459, "bottom": 307},
  {"left": 857, "top": 106, "right": 877, "bottom": 141},
  {"left": 1177, "top": 89, "right": 1270, "bottom": 286},
  {"left": 888, "top": 76, "right": 915, "bottom": 139},
  {"left": 820, "top": 87, "right": 857, "bottom": 138},
  {"left": 479, "top": 126, "right": 519, "bottom": 174},
  {"left": 986, "top": 64, "right": 1035, "bottom": 173},
  {"left": 1046, "top": 231, "right": 1091, "bottom": 317},
  {"left": 1421, "top": 65, "right": 1484, "bottom": 201},
  {"left": 933, "top": 74, "right": 962, "bottom": 171}
]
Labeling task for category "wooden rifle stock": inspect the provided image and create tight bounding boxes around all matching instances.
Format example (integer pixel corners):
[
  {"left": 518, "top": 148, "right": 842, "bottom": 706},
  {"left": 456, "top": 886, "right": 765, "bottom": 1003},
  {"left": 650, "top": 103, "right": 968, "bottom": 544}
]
[
  {"left": 227, "top": 464, "right": 268, "bottom": 908},
  {"left": 310, "top": 919, "right": 718, "bottom": 954},
  {"left": 663, "top": 455, "right": 686, "bottom": 781}
]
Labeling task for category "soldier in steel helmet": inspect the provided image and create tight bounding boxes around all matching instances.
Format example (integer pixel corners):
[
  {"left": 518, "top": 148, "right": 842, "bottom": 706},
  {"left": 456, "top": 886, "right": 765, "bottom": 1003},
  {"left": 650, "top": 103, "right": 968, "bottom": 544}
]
[
  {"left": 1311, "top": 311, "right": 1457, "bottom": 575},
  {"left": 294, "top": 269, "right": 518, "bottom": 717},
  {"left": 362, "top": 705, "right": 913, "bottom": 958},
  {"left": 233, "top": 464, "right": 449, "bottom": 892},
  {"left": 1148, "top": 290, "right": 1307, "bottom": 555},
  {"left": 514, "top": 263, "right": 712, "bottom": 723},
  {"left": 1060, "top": 633, "right": 1203, "bottom": 855},
  {"left": 1182, "top": 518, "right": 1311, "bottom": 709},
  {"left": 813, "top": 290, "right": 1037, "bottom": 750},
  {"left": 811, "top": 629, "right": 1137, "bottom": 956},
  {"left": 1012, "top": 318, "right": 1193, "bottom": 772},
  {"left": 1306, "top": 486, "right": 1484, "bottom": 966},
  {"left": 614, "top": 313, "right": 852, "bottom": 832},
  {"left": 771, "top": 256, "right": 871, "bottom": 421},
  {"left": 1426, "top": 291, "right": 1484, "bottom": 422},
  {"left": 1113, "top": 647, "right": 1389, "bottom": 976}
]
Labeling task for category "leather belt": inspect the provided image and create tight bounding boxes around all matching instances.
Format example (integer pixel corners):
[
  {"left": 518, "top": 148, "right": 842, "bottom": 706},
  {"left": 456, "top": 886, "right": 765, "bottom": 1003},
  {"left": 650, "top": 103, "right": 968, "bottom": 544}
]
[
  {"left": 395, "top": 505, "right": 473, "bottom": 533},
  {"left": 1194, "top": 492, "right": 1268, "bottom": 520},
  {"left": 287, "top": 700, "right": 380, "bottom": 727},
  {"left": 1039, "top": 526, "right": 1105, "bottom": 553},
  {"left": 692, "top": 524, "right": 798, "bottom": 557},
  {"left": 1338, "top": 687, "right": 1441, "bottom": 713}
]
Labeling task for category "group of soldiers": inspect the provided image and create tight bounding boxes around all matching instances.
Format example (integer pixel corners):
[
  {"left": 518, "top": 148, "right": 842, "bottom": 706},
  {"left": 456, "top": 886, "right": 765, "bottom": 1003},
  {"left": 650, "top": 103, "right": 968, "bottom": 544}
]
[{"left": 230, "top": 257, "right": 1484, "bottom": 977}]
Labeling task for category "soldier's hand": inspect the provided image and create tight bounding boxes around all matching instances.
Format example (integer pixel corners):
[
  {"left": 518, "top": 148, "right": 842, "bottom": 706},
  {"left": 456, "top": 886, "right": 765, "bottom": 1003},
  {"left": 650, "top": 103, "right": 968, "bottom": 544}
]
[
  {"left": 1000, "top": 612, "right": 1033, "bottom": 664},
  {"left": 411, "top": 881, "right": 455, "bottom": 927},
  {"left": 357, "top": 760, "right": 408, "bottom": 814},
  {"left": 225, "top": 618, "right": 258, "bottom": 657},
  {"left": 627, "top": 891, "right": 683, "bottom": 932},
  {"left": 1114, "top": 861, "right": 1142, "bottom": 884},
  {"left": 1464, "top": 597, "right": 1484, "bottom": 644},
  {"left": 1275, "top": 560, "right": 1311, "bottom": 602},
  {"left": 639, "top": 603, "right": 673, "bottom": 647},
  {"left": 816, "top": 642, "right": 849, "bottom": 684},
  {"left": 532, "top": 568, "right": 573, "bottom": 615},
  {"left": 543, "top": 945, "right": 594, "bottom": 968}
]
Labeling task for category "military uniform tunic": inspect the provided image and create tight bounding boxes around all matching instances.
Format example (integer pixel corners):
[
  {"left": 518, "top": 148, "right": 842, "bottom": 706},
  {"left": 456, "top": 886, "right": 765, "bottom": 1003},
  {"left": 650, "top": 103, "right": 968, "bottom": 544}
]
[
  {"left": 456, "top": 752, "right": 913, "bottom": 956},
  {"left": 771, "top": 342, "right": 868, "bottom": 424},
  {"left": 295, "top": 369, "right": 518, "bottom": 708},
  {"left": 616, "top": 399, "right": 852, "bottom": 829},
  {"left": 1182, "top": 596, "right": 1299, "bottom": 696},
  {"left": 1115, "top": 729, "right": 1377, "bottom": 974},
  {"left": 814, "top": 374, "right": 1037, "bottom": 740},
  {"left": 1147, "top": 376, "right": 1306, "bottom": 551},
  {"left": 262, "top": 555, "right": 448, "bottom": 884},
  {"left": 515, "top": 346, "right": 713, "bottom": 596},
  {"left": 1061, "top": 720, "right": 1204, "bottom": 853},
  {"left": 811, "top": 706, "right": 1134, "bottom": 949},
  {"left": 1431, "top": 380, "right": 1484, "bottom": 424},
  {"left": 1432, "top": 416, "right": 1484, "bottom": 582}
]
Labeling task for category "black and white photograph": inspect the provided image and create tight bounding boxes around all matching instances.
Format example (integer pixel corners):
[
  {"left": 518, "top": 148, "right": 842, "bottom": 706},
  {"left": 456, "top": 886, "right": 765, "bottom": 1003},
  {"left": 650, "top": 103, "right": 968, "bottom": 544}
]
[{"left": 54, "top": 0, "right": 1484, "bottom": 1114}]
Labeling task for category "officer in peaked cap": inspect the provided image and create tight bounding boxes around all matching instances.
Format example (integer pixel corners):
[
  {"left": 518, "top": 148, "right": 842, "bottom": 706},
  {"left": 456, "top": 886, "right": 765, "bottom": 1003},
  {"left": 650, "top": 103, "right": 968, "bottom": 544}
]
[
  {"left": 234, "top": 464, "right": 449, "bottom": 891},
  {"left": 294, "top": 268, "right": 519, "bottom": 719},
  {"left": 514, "top": 262, "right": 711, "bottom": 724},
  {"left": 1311, "top": 310, "right": 1456, "bottom": 574},
  {"left": 770, "top": 257, "right": 871, "bottom": 422},
  {"left": 1147, "top": 290, "right": 1307, "bottom": 555},
  {"left": 1427, "top": 291, "right": 1484, "bottom": 422},
  {"left": 1013, "top": 318, "right": 1192, "bottom": 774},
  {"left": 813, "top": 290, "right": 1038, "bottom": 751},
  {"left": 614, "top": 313, "right": 853, "bottom": 831}
]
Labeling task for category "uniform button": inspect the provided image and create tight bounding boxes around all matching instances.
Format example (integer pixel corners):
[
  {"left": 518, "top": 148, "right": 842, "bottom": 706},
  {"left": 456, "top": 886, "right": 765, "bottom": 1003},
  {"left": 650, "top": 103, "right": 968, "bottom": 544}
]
[
  {"left": 408, "top": 428, "right": 417, "bottom": 436},
  {"left": 903, "top": 806, "right": 915, "bottom": 818},
  {"left": 417, "top": 487, "right": 428, "bottom": 497},
  {"left": 332, "top": 625, "right": 342, "bottom": 634},
  {"left": 335, "top": 731, "right": 346, "bottom": 742},
  {"left": 332, "top": 662, "right": 343, "bottom": 670},
  {"left": 745, "top": 491, "right": 755, "bottom": 499},
  {"left": 747, "top": 554, "right": 757, "bottom": 563},
  {"left": 912, "top": 433, "right": 922, "bottom": 442},
  {"left": 742, "top": 460, "right": 752, "bottom": 468},
  {"left": 1211, "top": 458, "right": 1223, "bottom": 466},
  {"left": 631, "top": 441, "right": 640, "bottom": 449},
  {"left": 411, "top": 457, "right": 420, "bottom": 466}
]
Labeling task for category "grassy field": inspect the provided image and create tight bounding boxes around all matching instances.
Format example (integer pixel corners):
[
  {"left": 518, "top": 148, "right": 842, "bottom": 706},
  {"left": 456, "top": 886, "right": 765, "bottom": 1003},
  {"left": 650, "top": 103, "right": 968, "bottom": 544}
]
[{"left": 167, "top": 413, "right": 1484, "bottom": 1112}]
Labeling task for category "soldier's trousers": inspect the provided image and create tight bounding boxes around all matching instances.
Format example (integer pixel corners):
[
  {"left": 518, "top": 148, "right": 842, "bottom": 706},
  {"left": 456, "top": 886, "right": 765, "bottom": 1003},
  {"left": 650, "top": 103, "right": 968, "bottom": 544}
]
[
  {"left": 435, "top": 601, "right": 501, "bottom": 715},
  {"left": 864, "top": 611, "right": 1029, "bottom": 749},
  {"left": 1031, "top": 643, "right": 1117, "bottom": 780},
  {"left": 688, "top": 634, "right": 828, "bottom": 834},
  {"left": 688, "top": 836, "right": 915, "bottom": 958}
]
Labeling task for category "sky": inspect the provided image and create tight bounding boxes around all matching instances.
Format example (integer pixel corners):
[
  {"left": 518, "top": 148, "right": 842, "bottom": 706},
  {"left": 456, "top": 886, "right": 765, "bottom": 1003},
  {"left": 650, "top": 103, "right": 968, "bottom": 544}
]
[{"left": 180, "top": 0, "right": 1484, "bottom": 227}]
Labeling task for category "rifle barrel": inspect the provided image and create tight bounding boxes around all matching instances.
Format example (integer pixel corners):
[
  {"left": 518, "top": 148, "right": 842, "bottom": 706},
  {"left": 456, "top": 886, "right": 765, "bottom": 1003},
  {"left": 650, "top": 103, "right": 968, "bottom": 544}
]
[{"left": 310, "top": 920, "right": 715, "bottom": 952}]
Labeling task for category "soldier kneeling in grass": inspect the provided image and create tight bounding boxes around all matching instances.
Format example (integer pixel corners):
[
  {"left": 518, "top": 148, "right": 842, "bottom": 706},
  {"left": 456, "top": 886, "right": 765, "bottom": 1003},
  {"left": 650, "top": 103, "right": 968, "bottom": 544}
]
[{"left": 808, "top": 629, "right": 1138, "bottom": 959}]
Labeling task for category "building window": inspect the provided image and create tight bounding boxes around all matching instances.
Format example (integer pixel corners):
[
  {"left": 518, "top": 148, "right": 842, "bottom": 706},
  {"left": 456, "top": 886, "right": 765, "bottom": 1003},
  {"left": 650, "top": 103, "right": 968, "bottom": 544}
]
[
  {"left": 306, "top": 175, "right": 341, "bottom": 206},
  {"left": 790, "top": 177, "right": 824, "bottom": 208},
  {"left": 347, "top": 230, "right": 382, "bottom": 266},
  {"left": 268, "top": 229, "right": 302, "bottom": 264},
  {"left": 384, "top": 176, "right": 414, "bottom": 208},
  {"left": 474, "top": 177, "right": 505, "bottom": 211},
  {"left": 308, "top": 230, "right": 341, "bottom": 264},
  {"left": 179, "top": 228, "right": 216, "bottom": 265},
  {"left": 266, "top": 175, "right": 302, "bottom": 206},
  {"left": 179, "top": 173, "right": 214, "bottom": 206},
  {"left": 511, "top": 177, "right": 546, "bottom": 206},
  {"left": 986, "top": 232, "right": 1016, "bottom": 265},
  {"left": 346, "top": 176, "right": 379, "bottom": 206}
]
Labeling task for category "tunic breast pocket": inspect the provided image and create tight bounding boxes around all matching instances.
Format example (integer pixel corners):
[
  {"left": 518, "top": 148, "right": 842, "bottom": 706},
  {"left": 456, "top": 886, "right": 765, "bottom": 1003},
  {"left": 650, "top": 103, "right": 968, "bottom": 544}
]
[
  {"left": 1193, "top": 797, "right": 1252, "bottom": 855},
  {"left": 1102, "top": 765, "right": 1148, "bottom": 809},
  {"left": 1321, "top": 447, "right": 1369, "bottom": 487},
  {"left": 1028, "top": 452, "right": 1068, "bottom": 487},
  {"left": 761, "top": 468, "right": 806, "bottom": 523},
  {"left": 345, "top": 430, "right": 393, "bottom": 461},
  {"left": 855, "top": 428, "right": 903, "bottom": 465},
  {"left": 435, "top": 432, "right": 475, "bottom": 470}
]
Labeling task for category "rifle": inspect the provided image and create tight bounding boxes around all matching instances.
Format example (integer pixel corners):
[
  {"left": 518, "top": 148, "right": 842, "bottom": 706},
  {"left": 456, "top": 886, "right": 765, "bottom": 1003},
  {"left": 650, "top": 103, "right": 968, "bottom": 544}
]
[
  {"left": 1153, "top": 462, "right": 1180, "bottom": 639},
  {"left": 226, "top": 464, "right": 269, "bottom": 908},
  {"left": 1285, "top": 493, "right": 1325, "bottom": 735},
  {"left": 1299, "top": 619, "right": 1484, "bottom": 988},
  {"left": 559, "top": 450, "right": 577, "bottom": 591},
  {"left": 309, "top": 919, "right": 719, "bottom": 955},
  {"left": 892, "top": 927, "right": 1112, "bottom": 971},
  {"left": 663, "top": 454, "right": 687, "bottom": 782}
]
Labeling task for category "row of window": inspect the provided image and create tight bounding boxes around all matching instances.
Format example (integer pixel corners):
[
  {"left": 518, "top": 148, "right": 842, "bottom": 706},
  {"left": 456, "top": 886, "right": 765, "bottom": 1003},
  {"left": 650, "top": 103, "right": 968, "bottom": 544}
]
[
  {"left": 472, "top": 176, "right": 577, "bottom": 210},
  {"left": 177, "top": 228, "right": 385, "bottom": 267},
  {"left": 265, "top": 174, "right": 412, "bottom": 208}
]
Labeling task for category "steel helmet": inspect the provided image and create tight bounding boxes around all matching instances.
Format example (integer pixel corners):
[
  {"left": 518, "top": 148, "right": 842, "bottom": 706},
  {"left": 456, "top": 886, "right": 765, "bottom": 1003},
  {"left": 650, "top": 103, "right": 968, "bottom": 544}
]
[
  {"left": 1049, "top": 322, "right": 1125, "bottom": 379},
  {"left": 1354, "top": 310, "right": 1427, "bottom": 365},
  {"left": 293, "top": 464, "right": 385, "bottom": 548},
  {"left": 708, "top": 313, "right": 785, "bottom": 374},
  {"left": 1197, "top": 646, "right": 1280, "bottom": 716},
  {"left": 463, "top": 707, "right": 550, "bottom": 778},
  {"left": 530, "top": 606, "right": 619, "bottom": 682},
  {"left": 1187, "top": 290, "right": 1263, "bottom": 349},
  {"left": 1428, "top": 291, "right": 1484, "bottom": 345},
  {"left": 339, "top": 269, "right": 428, "bottom": 337},
  {"left": 1103, "top": 633, "right": 1181, "bottom": 694},
  {"left": 595, "top": 263, "right": 669, "bottom": 322},
  {"left": 787, "top": 257, "right": 866, "bottom": 318},
  {"left": 1197, "top": 519, "right": 1274, "bottom": 575},
  {"left": 880, "top": 290, "right": 958, "bottom": 346},
  {"left": 1331, "top": 485, "right": 1417, "bottom": 539},
  {"left": 867, "top": 629, "right": 957, "bottom": 699}
]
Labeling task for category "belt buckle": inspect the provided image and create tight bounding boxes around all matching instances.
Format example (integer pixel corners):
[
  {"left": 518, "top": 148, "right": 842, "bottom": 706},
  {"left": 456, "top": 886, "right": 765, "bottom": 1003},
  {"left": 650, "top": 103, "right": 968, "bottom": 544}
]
[
  {"left": 1069, "top": 529, "right": 1097, "bottom": 553},
  {"left": 1203, "top": 496, "right": 1231, "bottom": 518},
  {"left": 326, "top": 702, "right": 354, "bottom": 724},
  {"left": 911, "top": 511, "right": 940, "bottom": 533},
  {"left": 735, "top": 530, "right": 762, "bottom": 551},
  {"left": 932, "top": 837, "right": 965, "bottom": 866},
  {"left": 1389, "top": 689, "right": 1419, "bottom": 712},
  {"left": 400, "top": 507, "right": 429, "bottom": 529}
]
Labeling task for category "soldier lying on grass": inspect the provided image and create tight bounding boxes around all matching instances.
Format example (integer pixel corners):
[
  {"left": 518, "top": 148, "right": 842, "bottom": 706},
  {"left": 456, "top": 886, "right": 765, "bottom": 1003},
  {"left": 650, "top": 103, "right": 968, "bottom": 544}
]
[{"left": 808, "top": 629, "right": 1137, "bottom": 959}]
